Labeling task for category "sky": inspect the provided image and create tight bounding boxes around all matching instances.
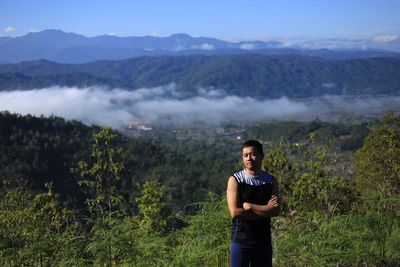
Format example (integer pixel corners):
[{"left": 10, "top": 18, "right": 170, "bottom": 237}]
[{"left": 1, "top": 0, "right": 400, "bottom": 41}]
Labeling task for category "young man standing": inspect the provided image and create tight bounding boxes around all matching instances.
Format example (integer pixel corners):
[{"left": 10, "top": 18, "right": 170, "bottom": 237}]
[{"left": 227, "top": 140, "right": 280, "bottom": 267}]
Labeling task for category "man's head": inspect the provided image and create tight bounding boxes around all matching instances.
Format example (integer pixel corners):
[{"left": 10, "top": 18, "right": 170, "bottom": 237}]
[
  {"left": 241, "top": 140, "right": 264, "bottom": 155},
  {"left": 241, "top": 140, "right": 264, "bottom": 173}
]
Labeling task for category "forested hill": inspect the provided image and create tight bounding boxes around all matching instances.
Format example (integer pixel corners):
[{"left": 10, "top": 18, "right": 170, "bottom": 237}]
[
  {"left": 1, "top": 54, "right": 400, "bottom": 98},
  {"left": 0, "top": 111, "right": 371, "bottom": 208}
]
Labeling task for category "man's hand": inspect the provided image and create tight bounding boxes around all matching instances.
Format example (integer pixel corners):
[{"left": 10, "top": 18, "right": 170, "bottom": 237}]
[{"left": 267, "top": 195, "right": 279, "bottom": 208}]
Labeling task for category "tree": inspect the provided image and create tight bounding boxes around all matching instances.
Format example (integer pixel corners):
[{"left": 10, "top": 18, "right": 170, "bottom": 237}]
[
  {"left": 263, "top": 139, "right": 296, "bottom": 214},
  {"left": 122, "top": 180, "right": 173, "bottom": 266},
  {"left": 74, "top": 127, "right": 125, "bottom": 216},
  {"left": 136, "top": 180, "right": 170, "bottom": 235},
  {"left": 0, "top": 182, "right": 84, "bottom": 266},
  {"left": 354, "top": 111, "right": 400, "bottom": 261},
  {"left": 263, "top": 137, "right": 355, "bottom": 216},
  {"left": 355, "top": 111, "right": 400, "bottom": 199}
]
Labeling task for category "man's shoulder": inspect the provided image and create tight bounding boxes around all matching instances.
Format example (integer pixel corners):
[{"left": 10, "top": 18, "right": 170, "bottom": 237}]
[
  {"left": 232, "top": 169, "right": 245, "bottom": 178},
  {"left": 261, "top": 171, "right": 275, "bottom": 181},
  {"left": 260, "top": 171, "right": 275, "bottom": 184}
]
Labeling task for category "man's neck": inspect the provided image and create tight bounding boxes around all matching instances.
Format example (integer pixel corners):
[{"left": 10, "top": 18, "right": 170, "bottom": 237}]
[{"left": 245, "top": 168, "right": 261, "bottom": 176}]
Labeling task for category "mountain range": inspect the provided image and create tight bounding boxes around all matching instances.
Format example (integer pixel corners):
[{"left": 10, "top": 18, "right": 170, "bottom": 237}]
[{"left": 0, "top": 29, "right": 399, "bottom": 63}]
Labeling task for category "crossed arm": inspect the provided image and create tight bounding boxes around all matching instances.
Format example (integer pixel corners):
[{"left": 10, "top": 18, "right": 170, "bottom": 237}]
[{"left": 226, "top": 176, "right": 280, "bottom": 220}]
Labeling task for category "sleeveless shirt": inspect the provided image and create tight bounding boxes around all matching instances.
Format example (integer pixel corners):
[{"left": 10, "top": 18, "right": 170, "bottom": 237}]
[{"left": 231, "top": 169, "right": 274, "bottom": 245}]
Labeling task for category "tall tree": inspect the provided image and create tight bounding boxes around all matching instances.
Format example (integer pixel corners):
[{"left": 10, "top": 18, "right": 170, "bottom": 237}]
[{"left": 74, "top": 127, "right": 125, "bottom": 216}]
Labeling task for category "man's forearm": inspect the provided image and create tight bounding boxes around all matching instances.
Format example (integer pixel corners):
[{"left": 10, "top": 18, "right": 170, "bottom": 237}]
[
  {"left": 231, "top": 207, "right": 262, "bottom": 220},
  {"left": 244, "top": 202, "right": 280, "bottom": 218}
]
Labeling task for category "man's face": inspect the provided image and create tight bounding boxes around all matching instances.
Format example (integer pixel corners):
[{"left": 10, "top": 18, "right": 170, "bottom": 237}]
[{"left": 242, "top": 146, "right": 264, "bottom": 171}]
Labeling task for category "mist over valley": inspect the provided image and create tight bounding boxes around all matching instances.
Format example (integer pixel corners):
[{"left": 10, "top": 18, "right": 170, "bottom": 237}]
[{"left": 1, "top": 84, "right": 399, "bottom": 129}]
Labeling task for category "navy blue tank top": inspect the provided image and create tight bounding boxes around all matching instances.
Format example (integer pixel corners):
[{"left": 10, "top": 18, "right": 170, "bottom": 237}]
[{"left": 231, "top": 169, "right": 274, "bottom": 245}]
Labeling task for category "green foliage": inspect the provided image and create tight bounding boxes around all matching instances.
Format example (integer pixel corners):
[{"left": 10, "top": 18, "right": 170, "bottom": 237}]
[
  {"left": 0, "top": 183, "right": 85, "bottom": 266},
  {"left": 0, "top": 111, "right": 239, "bottom": 210},
  {"left": 172, "top": 193, "right": 230, "bottom": 266},
  {"left": 246, "top": 119, "right": 371, "bottom": 151},
  {"left": 126, "top": 228, "right": 175, "bottom": 266},
  {"left": 263, "top": 137, "right": 355, "bottom": 216},
  {"left": 136, "top": 180, "right": 170, "bottom": 235},
  {"left": 263, "top": 139, "right": 296, "bottom": 214},
  {"left": 0, "top": 111, "right": 373, "bottom": 211},
  {"left": 290, "top": 143, "right": 355, "bottom": 215},
  {"left": 86, "top": 212, "right": 135, "bottom": 267},
  {"left": 355, "top": 111, "right": 400, "bottom": 199},
  {"left": 74, "top": 127, "right": 125, "bottom": 216},
  {"left": 271, "top": 112, "right": 400, "bottom": 266},
  {"left": 2, "top": 55, "right": 400, "bottom": 98},
  {"left": 0, "top": 111, "right": 94, "bottom": 206},
  {"left": 274, "top": 210, "right": 400, "bottom": 266}
]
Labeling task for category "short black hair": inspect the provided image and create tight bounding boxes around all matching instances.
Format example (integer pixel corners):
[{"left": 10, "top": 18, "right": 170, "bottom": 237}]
[{"left": 241, "top": 140, "right": 264, "bottom": 155}]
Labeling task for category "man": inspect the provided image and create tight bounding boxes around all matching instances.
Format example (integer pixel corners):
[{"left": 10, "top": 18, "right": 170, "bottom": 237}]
[{"left": 227, "top": 140, "right": 280, "bottom": 267}]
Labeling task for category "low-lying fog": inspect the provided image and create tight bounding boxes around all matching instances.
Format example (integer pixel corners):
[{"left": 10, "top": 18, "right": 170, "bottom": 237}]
[{"left": 1, "top": 84, "right": 399, "bottom": 128}]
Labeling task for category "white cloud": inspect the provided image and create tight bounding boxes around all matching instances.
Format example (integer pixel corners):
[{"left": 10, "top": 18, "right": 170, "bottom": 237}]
[
  {"left": 149, "top": 30, "right": 160, "bottom": 37},
  {"left": 223, "top": 36, "right": 372, "bottom": 50},
  {"left": 240, "top": 43, "right": 255, "bottom": 50},
  {"left": 1, "top": 85, "right": 398, "bottom": 128},
  {"left": 201, "top": 43, "right": 214, "bottom": 50},
  {"left": 136, "top": 96, "right": 312, "bottom": 123},
  {"left": 191, "top": 43, "right": 215, "bottom": 50},
  {"left": 28, "top": 28, "right": 39, "bottom": 33},
  {"left": 4, "top": 26, "right": 16, "bottom": 33},
  {"left": 322, "top": 82, "right": 336, "bottom": 88},
  {"left": 373, "top": 35, "right": 399, "bottom": 43},
  {"left": 173, "top": 44, "right": 187, "bottom": 51},
  {"left": 197, "top": 88, "right": 226, "bottom": 98},
  {"left": 296, "top": 38, "right": 367, "bottom": 49},
  {"left": 0, "top": 85, "right": 311, "bottom": 127}
]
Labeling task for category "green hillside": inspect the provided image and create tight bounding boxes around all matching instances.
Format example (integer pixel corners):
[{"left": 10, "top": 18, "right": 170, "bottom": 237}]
[{"left": 1, "top": 55, "right": 400, "bottom": 97}]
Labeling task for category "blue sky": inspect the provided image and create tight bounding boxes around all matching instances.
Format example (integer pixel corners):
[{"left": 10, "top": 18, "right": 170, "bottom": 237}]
[{"left": 1, "top": 0, "right": 399, "bottom": 40}]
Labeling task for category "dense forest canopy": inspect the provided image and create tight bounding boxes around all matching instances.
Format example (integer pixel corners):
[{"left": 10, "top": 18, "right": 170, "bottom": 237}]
[{"left": 1, "top": 55, "right": 400, "bottom": 98}]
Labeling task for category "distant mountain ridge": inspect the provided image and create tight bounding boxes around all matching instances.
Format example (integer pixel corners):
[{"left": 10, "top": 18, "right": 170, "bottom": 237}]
[
  {"left": 0, "top": 29, "right": 399, "bottom": 63},
  {"left": 1, "top": 55, "right": 399, "bottom": 98}
]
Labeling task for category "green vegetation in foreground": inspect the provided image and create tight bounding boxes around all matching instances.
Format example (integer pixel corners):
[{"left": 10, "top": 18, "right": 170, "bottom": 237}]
[{"left": 0, "top": 111, "right": 399, "bottom": 266}]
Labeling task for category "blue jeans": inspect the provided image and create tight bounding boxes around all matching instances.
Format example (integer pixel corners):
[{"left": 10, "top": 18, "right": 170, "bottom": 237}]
[{"left": 230, "top": 242, "right": 272, "bottom": 267}]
